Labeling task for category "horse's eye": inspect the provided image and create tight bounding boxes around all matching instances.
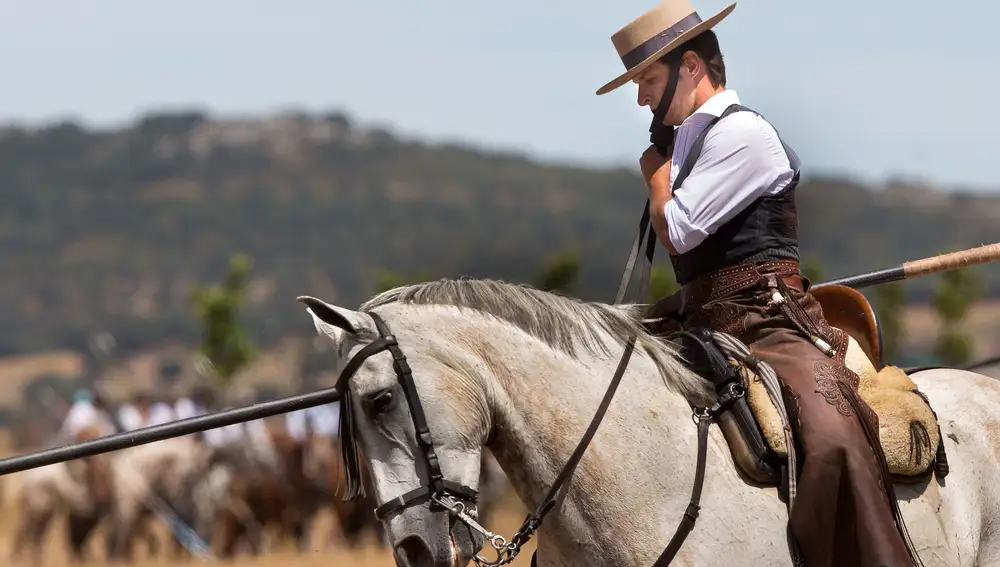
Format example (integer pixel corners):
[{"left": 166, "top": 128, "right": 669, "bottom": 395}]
[{"left": 369, "top": 390, "right": 394, "bottom": 413}]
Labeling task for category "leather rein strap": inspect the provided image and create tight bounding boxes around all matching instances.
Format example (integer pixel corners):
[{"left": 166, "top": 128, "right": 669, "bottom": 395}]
[
  {"left": 525, "top": 194, "right": 721, "bottom": 564},
  {"left": 514, "top": 199, "right": 656, "bottom": 560}
]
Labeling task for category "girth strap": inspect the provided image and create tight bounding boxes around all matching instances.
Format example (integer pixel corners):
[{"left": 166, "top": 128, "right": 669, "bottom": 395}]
[{"left": 652, "top": 415, "right": 712, "bottom": 566}]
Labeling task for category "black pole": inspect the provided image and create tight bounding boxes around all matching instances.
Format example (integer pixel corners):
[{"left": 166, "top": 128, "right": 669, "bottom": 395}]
[
  {"left": 811, "top": 266, "right": 906, "bottom": 290},
  {"left": 0, "top": 386, "right": 342, "bottom": 476}
]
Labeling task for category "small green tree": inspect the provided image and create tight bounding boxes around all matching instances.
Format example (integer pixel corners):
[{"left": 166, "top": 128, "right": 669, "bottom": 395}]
[
  {"left": 931, "top": 268, "right": 984, "bottom": 366},
  {"left": 871, "top": 282, "right": 906, "bottom": 363},
  {"left": 536, "top": 249, "right": 581, "bottom": 295},
  {"left": 191, "top": 253, "right": 257, "bottom": 385}
]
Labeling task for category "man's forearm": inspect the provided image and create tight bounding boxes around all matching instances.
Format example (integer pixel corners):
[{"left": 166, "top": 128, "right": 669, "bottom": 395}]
[{"left": 648, "top": 176, "right": 678, "bottom": 255}]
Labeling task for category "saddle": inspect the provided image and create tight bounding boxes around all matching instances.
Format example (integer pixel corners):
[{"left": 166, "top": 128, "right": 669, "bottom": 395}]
[{"left": 650, "top": 284, "right": 949, "bottom": 487}]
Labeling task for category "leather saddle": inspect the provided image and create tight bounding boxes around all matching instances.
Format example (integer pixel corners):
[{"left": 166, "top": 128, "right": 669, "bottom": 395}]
[
  {"left": 643, "top": 282, "right": 946, "bottom": 487},
  {"left": 644, "top": 282, "right": 885, "bottom": 372}
]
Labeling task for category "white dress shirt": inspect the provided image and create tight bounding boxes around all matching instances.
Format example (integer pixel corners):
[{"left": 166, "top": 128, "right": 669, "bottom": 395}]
[
  {"left": 62, "top": 400, "right": 116, "bottom": 438},
  {"left": 147, "top": 402, "right": 177, "bottom": 426},
  {"left": 174, "top": 397, "right": 202, "bottom": 420},
  {"left": 664, "top": 89, "right": 796, "bottom": 254},
  {"left": 285, "top": 408, "right": 309, "bottom": 441},
  {"left": 118, "top": 404, "right": 145, "bottom": 431},
  {"left": 285, "top": 403, "right": 340, "bottom": 440},
  {"left": 309, "top": 402, "right": 340, "bottom": 436}
]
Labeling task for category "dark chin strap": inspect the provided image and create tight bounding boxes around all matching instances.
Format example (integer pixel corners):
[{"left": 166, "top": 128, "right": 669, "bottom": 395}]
[{"left": 649, "top": 52, "right": 683, "bottom": 157}]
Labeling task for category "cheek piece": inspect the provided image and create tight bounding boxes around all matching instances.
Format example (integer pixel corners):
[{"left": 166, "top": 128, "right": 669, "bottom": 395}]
[{"left": 649, "top": 52, "right": 683, "bottom": 157}]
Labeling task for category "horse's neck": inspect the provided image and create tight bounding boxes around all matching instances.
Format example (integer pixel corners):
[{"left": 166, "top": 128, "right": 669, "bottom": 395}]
[{"left": 481, "top": 331, "right": 702, "bottom": 565}]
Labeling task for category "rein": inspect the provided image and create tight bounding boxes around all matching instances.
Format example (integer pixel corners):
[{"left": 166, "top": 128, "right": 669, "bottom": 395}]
[{"left": 329, "top": 202, "right": 724, "bottom": 566}]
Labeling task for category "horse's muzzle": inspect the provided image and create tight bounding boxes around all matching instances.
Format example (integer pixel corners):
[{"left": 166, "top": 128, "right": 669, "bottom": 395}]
[
  {"left": 394, "top": 533, "right": 437, "bottom": 567},
  {"left": 389, "top": 504, "right": 481, "bottom": 567}
]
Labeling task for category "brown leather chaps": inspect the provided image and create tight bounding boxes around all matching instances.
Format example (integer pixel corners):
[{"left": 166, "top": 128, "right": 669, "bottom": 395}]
[{"left": 654, "top": 260, "right": 916, "bottom": 567}]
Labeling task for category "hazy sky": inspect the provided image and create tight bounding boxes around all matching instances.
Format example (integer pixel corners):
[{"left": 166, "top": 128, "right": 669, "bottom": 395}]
[{"left": 2, "top": 0, "right": 997, "bottom": 191}]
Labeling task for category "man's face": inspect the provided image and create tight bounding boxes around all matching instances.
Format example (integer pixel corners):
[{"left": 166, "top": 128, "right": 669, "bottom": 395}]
[{"left": 633, "top": 54, "right": 699, "bottom": 126}]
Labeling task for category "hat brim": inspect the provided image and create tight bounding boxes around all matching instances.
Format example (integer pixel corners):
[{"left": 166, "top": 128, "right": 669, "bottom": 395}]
[{"left": 596, "top": 2, "right": 736, "bottom": 96}]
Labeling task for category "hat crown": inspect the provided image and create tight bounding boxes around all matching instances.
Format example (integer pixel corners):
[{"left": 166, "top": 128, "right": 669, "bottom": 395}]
[
  {"left": 596, "top": 1, "right": 735, "bottom": 95},
  {"left": 611, "top": 0, "right": 700, "bottom": 58}
]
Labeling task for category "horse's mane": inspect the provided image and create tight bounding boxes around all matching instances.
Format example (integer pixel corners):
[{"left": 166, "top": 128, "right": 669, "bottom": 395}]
[
  {"left": 331, "top": 278, "right": 711, "bottom": 502},
  {"left": 362, "top": 278, "right": 709, "bottom": 401}
]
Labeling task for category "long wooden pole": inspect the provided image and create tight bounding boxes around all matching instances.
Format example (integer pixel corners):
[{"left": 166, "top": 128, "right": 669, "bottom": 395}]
[{"left": 812, "top": 242, "right": 1000, "bottom": 290}]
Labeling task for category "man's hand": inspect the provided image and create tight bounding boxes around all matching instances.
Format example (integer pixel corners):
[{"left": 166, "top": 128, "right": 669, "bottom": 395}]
[
  {"left": 639, "top": 145, "right": 670, "bottom": 187},
  {"left": 639, "top": 145, "right": 678, "bottom": 254}
]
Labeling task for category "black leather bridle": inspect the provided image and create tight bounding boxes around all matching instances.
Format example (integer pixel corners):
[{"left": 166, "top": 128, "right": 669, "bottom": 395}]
[
  {"left": 329, "top": 309, "right": 522, "bottom": 565},
  {"left": 332, "top": 311, "right": 480, "bottom": 519}
]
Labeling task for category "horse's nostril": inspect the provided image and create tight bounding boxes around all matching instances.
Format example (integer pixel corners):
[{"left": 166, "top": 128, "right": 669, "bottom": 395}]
[{"left": 394, "top": 534, "right": 434, "bottom": 567}]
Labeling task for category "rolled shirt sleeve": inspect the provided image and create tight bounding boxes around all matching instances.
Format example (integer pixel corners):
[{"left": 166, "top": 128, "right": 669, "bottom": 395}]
[{"left": 664, "top": 109, "right": 795, "bottom": 255}]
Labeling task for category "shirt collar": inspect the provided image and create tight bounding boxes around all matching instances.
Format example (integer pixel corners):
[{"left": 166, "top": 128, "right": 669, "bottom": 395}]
[
  {"left": 682, "top": 89, "right": 740, "bottom": 123},
  {"left": 668, "top": 88, "right": 741, "bottom": 183}
]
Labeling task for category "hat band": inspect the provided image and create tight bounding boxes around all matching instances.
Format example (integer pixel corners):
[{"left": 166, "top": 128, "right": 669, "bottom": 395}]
[{"left": 620, "top": 12, "right": 703, "bottom": 70}]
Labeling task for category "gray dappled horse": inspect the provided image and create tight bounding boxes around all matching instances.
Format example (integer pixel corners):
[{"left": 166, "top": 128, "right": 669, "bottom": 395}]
[{"left": 104, "top": 434, "right": 214, "bottom": 562}]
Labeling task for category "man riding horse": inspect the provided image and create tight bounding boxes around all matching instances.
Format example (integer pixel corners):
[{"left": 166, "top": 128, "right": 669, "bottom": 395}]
[{"left": 598, "top": 2, "right": 917, "bottom": 566}]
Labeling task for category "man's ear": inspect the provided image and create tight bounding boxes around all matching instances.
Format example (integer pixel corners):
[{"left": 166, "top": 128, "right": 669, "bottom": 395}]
[
  {"left": 681, "top": 50, "right": 700, "bottom": 76},
  {"left": 296, "top": 296, "right": 372, "bottom": 342}
]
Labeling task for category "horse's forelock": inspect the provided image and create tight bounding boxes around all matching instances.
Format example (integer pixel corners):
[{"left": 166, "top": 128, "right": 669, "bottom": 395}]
[{"left": 337, "top": 390, "right": 367, "bottom": 501}]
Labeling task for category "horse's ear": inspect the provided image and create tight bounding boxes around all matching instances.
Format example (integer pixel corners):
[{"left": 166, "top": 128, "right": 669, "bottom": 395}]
[{"left": 296, "top": 296, "right": 370, "bottom": 340}]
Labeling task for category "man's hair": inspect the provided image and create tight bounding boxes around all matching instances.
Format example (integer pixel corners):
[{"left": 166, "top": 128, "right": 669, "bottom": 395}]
[{"left": 660, "top": 30, "right": 726, "bottom": 88}]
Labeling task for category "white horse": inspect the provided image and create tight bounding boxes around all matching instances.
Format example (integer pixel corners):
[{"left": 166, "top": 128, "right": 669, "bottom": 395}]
[
  {"left": 4, "top": 460, "right": 108, "bottom": 565},
  {"left": 105, "top": 434, "right": 215, "bottom": 561},
  {"left": 297, "top": 278, "right": 1000, "bottom": 567},
  {"left": 4, "top": 426, "right": 112, "bottom": 565}
]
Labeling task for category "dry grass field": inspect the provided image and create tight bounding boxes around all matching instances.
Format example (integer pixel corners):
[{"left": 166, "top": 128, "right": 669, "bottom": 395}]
[
  {"left": 0, "top": 474, "right": 537, "bottom": 567},
  {"left": 0, "top": 429, "right": 536, "bottom": 567}
]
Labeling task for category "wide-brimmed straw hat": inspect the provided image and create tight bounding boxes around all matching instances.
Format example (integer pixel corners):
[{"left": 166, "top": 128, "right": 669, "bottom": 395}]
[{"left": 596, "top": 0, "right": 736, "bottom": 95}]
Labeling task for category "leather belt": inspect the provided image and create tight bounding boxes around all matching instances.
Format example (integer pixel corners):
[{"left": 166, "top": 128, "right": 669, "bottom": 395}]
[{"left": 679, "top": 260, "right": 802, "bottom": 312}]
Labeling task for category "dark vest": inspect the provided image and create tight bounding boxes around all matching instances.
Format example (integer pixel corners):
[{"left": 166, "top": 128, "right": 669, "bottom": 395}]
[{"left": 669, "top": 104, "right": 801, "bottom": 286}]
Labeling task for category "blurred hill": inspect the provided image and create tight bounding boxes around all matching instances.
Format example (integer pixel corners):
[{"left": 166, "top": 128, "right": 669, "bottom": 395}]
[{"left": 2, "top": 108, "right": 1000, "bottom": 361}]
